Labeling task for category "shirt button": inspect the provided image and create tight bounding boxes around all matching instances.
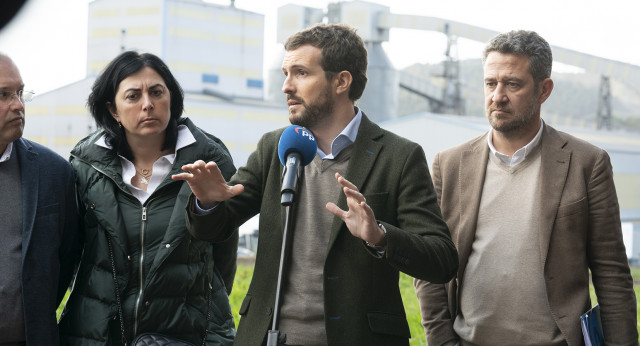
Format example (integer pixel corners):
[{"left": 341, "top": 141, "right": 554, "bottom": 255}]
[
  {"left": 165, "top": 244, "right": 171, "bottom": 248},
  {"left": 145, "top": 301, "right": 150, "bottom": 306}
]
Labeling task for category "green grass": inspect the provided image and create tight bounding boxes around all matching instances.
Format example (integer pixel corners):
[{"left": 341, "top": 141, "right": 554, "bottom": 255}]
[
  {"left": 56, "top": 290, "right": 70, "bottom": 321},
  {"left": 400, "top": 272, "right": 427, "bottom": 346},
  {"left": 229, "top": 264, "right": 254, "bottom": 326}
]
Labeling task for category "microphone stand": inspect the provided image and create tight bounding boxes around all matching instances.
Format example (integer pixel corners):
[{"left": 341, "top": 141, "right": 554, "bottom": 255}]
[
  {"left": 267, "top": 154, "right": 302, "bottom": 346},
  {"left": 266, "top": 204, "right": 293, "bottom": 346}
]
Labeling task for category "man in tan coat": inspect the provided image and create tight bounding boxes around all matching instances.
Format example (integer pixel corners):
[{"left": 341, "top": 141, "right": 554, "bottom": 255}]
[{"left": 414, "top": 30, "right": 637, "bottom": 345}]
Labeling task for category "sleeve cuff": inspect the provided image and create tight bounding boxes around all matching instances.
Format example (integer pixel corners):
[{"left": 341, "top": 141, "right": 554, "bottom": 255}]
[{"left": 194, "top": 198, "right": 219, "bottom": 214}]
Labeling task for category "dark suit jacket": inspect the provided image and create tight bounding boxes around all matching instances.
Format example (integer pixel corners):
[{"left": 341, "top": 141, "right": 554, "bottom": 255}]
[
  {"left": 15, "top": 138, "right": 79, "bottom": 345},
  {"left": 188, "top": 114, "right": 458, "bottom": 345},
  {"left": 414, "top": 124, "right": 637, "bottom": 345}
]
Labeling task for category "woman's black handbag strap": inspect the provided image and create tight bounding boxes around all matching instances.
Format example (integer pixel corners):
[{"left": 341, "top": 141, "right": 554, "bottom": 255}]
[{"left": 107, "top": 233, "right": 129, "bottom": 345}]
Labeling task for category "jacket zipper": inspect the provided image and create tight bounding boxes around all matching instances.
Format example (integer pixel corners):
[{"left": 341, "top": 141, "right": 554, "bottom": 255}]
[
  {"left": 132, "top": 194, "right": 163, "bottom": 335},
  {"left": 71, "top": 154, "right": 176, "bottom": 336},
  {"left": 134, "top": 207, "right": 147, "bottom": 335}
]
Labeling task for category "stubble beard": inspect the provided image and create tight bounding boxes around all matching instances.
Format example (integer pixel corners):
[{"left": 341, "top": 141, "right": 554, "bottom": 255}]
[
  {"left": 288, "top": 86, "right": 334, "bottom": 129},
  {"left": 487, "top": 96, "right": 539, "bottom": 140}
]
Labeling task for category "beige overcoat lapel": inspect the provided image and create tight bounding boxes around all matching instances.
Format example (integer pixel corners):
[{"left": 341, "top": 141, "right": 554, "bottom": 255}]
[
  {"left": 327, "top": 115, "right": 383, "bottom": 252},
  {"left": 538, "top": 126, "right": 571, "bottom": 263}
]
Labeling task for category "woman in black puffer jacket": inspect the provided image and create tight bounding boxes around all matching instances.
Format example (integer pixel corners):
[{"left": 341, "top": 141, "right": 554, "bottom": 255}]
[{"left": 59, "top": 51, "right": 237, "bottom": 345}]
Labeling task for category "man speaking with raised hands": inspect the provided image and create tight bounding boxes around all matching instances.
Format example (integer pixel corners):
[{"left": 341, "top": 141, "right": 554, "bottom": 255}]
[{"left": 173, "top": 23, "right": 457, "bottom": 346}]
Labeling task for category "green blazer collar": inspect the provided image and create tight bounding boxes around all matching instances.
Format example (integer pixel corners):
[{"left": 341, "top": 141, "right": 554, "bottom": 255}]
[{"left": 327, "top": 113, "right": 384, "bottom": 250}]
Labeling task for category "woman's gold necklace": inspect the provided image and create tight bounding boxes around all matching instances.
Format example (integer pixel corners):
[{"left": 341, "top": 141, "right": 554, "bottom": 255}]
[{"left": 136, "top": 168, "right": 152, "bottom": 185}]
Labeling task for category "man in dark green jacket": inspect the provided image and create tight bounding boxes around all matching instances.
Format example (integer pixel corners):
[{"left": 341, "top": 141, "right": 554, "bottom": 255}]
[{"left": 175, "top": 24, "right": 458, "bottom": 345}]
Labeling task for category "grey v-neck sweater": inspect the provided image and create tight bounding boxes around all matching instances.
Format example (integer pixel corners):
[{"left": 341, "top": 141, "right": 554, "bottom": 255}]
[{"left": 278, "top": 145, "right": 352, "bottom": 345}]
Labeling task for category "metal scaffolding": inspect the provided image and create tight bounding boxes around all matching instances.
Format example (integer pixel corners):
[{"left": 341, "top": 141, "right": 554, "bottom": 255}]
[{"left": 597, "top": 75, "right": 612, "bottom": 130}]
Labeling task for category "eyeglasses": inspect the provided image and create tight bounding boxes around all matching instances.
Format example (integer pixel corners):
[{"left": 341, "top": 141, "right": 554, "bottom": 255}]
[{"left": 0, "top": 90, "right": 35, "bottom": 105}]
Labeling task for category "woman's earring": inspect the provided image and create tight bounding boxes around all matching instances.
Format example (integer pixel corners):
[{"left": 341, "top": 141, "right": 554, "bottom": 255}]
[{"left": 118, "top": 121, "right": 122, "bottom": 128}]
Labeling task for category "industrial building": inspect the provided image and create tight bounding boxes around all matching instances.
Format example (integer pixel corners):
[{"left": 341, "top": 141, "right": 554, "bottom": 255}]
[
  {"left": 26, "top": 0, "right": 290, "bottom": 165},
  {"left": 22, "top": 0, "right": 640, "bottom": 262}
]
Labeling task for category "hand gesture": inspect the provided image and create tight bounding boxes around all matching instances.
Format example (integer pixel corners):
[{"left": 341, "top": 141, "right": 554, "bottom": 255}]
[
  {"left": 172, "top": 160, "right": 244, "bottom": 209},
  {"left": 325, "top": 173, "right": 385, "bottom": 246}
]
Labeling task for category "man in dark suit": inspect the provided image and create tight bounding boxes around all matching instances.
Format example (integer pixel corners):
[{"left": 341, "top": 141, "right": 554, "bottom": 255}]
[
  {"left": 173, "top": 23, "right": 458, "bottom": 345},
  {"left": 0, "top": 53, "right": 79, "bottom": 345},
  {"left": 414, "top": 30, "right": 637, "bottom": 345}
]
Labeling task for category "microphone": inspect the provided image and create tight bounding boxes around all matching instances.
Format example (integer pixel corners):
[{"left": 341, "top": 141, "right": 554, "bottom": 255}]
[{"left": 278, "top": 125, "right": 317, "bottom": 206}]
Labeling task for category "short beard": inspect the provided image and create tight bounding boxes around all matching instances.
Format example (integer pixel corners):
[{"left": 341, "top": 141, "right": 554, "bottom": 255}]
[
  {"left": 487, "top": 95, "right": 539, "bottom": 140},
  {"left": 288, "top": 85, "right": 334, "bottom": 129}
]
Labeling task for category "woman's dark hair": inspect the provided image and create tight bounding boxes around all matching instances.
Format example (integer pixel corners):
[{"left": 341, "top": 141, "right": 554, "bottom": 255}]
[{"left": 88, "top": 51, "right": 184, "bottom": 159}]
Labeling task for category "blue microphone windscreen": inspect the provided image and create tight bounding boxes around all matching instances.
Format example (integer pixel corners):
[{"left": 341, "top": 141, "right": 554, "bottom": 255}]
[{"left": 278, "top": 125, "right": 318, "bottom": 166}]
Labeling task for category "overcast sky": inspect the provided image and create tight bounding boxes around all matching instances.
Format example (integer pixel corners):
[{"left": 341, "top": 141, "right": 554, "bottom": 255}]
[{"left": 1, "top": 0, "right": 638, "bottom": 94}]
